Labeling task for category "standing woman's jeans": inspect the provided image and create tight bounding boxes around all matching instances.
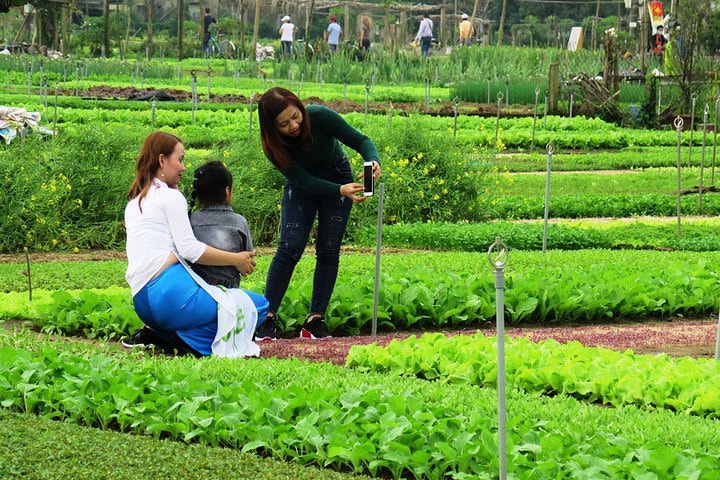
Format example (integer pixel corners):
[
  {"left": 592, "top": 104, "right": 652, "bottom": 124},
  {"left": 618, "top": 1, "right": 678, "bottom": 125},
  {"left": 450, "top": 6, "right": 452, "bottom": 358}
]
[
  {"left": 282, "top": 41, "right": 293, "bottom": 56},
  {"left": 264, "top": 157, "right": 354, "bottom": 317}
]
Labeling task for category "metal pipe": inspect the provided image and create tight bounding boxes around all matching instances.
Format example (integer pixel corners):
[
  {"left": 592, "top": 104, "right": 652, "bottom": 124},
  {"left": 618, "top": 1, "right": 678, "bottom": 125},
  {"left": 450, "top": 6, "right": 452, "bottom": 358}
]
[
  {"left": 372, "top": 183, "right": 385, "bottom": 337},
  {"left": 488, "top": 237, "right": 509, "bottom": 480},
  {"left": 675, "top": 116, "right": 684, "bottom": 240},
  {"left": 543, "top": 142, "right": 554, "bottom": 253}
]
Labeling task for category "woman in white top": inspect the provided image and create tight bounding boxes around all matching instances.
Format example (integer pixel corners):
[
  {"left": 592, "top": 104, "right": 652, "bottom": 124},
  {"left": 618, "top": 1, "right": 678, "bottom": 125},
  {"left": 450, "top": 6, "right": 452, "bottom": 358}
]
[
  {"left": 279, "top": 15, "right": 295, "bottom": 57},
  {"left": 123, "top": 131, "right": 267, "bottom": 356}
]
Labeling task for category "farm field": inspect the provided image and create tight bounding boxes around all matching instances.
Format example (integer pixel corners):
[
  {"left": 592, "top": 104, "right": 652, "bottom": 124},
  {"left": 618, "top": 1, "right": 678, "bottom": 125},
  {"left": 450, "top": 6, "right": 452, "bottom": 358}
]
[{"left": 2, "top": 52, "right": 720, "bottom": 479}]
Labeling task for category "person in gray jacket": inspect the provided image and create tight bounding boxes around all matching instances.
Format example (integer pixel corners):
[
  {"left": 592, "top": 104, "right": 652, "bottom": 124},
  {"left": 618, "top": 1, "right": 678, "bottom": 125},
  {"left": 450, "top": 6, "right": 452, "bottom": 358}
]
[{"left": 189, "top": 161, "right": 254, "bottom": 289}]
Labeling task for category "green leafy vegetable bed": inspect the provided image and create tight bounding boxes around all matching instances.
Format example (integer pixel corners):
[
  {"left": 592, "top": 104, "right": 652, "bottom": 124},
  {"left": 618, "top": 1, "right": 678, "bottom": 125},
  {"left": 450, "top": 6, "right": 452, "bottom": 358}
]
[
  {"left": 1, "top": 330, "right": 720, "bottom": 479},
  {"left": 347, "top": 332, "right": 720, "bottom": 417}
]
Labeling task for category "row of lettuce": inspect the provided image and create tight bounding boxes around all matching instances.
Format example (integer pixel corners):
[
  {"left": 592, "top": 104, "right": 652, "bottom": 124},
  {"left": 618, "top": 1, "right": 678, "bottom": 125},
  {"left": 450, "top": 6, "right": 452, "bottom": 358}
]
[
  {"left": 7, "top": 93, "right": 706, "bottom": 149},
  {"left": 1, "top": 330, "right": 719, "bottom": 479},
  {"left": 3, "top": 252, "right": 720, "bottom": 336}
]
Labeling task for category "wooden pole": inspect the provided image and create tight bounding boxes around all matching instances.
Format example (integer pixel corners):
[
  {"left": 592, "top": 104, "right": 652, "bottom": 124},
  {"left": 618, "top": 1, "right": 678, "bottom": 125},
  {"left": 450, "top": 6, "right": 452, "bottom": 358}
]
[
  {"left": 103, "top": 0, "right": 110, "bottom": 56},
  {"left": 177, "top": 0, "right": 184, "bottom": 60},
  {"left": 250, "top": 0, "right": 260, "bottom": 61},
  {"left": 147, "top": 0, "right": 154, "bottom": 58},
  {"left": 591, "top": 0, "right": 600, "bottom": 49},
  {"left": 497, "top": 0, "right": 507, "bottom": 46},
  {"left": 344, "top": 2, "right": 350, "bottom": 42},
  {"left": 440, "top": 4, "right": 446, "bottom": 47},
  {"left": 548, "top": 62, "right": 559, "bottom": 114}
]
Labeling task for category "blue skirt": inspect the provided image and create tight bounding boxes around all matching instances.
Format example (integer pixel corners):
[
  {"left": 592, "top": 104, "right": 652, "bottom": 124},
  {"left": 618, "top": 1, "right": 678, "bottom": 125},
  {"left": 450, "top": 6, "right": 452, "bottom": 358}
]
[{"left": 133, "top": 263, "right": 269, "bottom": 355}]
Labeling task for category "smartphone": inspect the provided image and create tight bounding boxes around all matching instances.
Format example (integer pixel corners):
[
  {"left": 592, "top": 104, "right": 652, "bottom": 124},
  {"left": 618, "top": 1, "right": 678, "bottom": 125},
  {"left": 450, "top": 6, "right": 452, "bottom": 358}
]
[{"left": 363, "top": 161, "right": 374, "bottom": 197}]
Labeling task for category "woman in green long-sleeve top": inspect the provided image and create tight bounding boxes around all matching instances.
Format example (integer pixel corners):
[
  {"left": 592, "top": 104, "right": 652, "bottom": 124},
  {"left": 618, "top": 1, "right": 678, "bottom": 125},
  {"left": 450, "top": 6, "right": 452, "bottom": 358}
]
[{"left": 256, "top": 87, "right": 381, "bottom": 340}]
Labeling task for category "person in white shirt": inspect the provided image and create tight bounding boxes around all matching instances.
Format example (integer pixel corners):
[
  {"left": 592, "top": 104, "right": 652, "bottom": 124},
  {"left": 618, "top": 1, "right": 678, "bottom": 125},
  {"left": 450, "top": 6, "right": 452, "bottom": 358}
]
[
  {"left": 415, "top": 13, "right": 434, "bottom": 57},
  {"left": 324, "top": 15, "right": 342, "bottom": 53},
  {"left": 122, "top": 131, "right": 268, "bottom": 356},
  {"left": 279, "top": 15, "right": 295, "bottom": 57}
]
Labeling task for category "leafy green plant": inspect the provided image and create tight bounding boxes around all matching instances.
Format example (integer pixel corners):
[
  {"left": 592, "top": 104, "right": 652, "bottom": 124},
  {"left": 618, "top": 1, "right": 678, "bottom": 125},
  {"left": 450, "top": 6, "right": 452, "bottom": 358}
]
[{"left": 348, "top": 331, "right": 720, "bottom": 417}]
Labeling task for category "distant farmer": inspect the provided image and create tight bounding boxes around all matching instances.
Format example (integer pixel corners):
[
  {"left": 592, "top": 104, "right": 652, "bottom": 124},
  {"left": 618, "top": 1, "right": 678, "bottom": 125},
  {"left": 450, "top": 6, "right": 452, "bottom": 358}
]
[
  {"left": 325, "top": 15, "right": 342, "bottom": 53},
  {"left": 359, "top": 16, "right": 372, "bottom": 52},
  {"left": 279, "top": 15, "right": 295, "bottom": 57},
  {"left": 650, "top": 25, "right": 667, "bottom": 57},
  {"left": 415, "top": 13, "right": 434, "bottom": 57},
  {"left": 203, "top": 8, "right": 216, "bottom": 56},
  {"left": 458, "top": 13, "right": 474, "bottom": 47}
]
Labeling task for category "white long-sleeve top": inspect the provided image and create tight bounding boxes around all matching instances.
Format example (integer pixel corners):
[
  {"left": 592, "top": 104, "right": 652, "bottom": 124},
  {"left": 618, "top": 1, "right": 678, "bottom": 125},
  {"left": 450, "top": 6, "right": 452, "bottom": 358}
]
[
  {"left": 415, "top": 18, "right": 433, "bottom": 40},
  {"left": 125, "top": 179, "right": 206, "bottom": 296}
]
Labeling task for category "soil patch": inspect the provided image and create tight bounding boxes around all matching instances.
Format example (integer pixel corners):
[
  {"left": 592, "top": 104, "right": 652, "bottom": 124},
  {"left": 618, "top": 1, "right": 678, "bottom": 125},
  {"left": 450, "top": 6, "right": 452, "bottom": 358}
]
[{"left": 57, "top": 85, "right": 533, "bottom": 117}]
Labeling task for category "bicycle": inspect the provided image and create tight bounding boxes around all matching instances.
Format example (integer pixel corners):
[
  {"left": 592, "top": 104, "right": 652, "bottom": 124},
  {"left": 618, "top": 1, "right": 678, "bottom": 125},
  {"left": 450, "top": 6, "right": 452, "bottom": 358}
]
[{"left": 205, "top": 27, "right": 236, "bottom": 59}]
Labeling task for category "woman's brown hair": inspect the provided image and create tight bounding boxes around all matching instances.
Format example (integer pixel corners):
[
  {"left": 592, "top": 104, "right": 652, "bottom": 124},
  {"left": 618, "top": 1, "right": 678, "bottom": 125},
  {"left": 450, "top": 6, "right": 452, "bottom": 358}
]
[
  {"left": 127, "top": 131, "right": 182, "bottom": 211},
  {"left": 258, "top": 87, "right": 311, "bottom": 171}
]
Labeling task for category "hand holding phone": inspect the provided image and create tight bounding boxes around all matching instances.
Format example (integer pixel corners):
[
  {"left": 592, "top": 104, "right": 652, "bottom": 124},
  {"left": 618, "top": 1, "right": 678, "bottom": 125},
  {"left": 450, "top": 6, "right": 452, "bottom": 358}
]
[{"left": 363, "top": 161, "right": 374, "bottom": 197}]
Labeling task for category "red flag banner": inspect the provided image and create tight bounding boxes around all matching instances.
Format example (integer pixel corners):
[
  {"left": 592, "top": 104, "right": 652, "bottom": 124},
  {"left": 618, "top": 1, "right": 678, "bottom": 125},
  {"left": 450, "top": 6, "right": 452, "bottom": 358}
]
[{"left": 648, "top": 2, "right": 664, "bottom": 31}]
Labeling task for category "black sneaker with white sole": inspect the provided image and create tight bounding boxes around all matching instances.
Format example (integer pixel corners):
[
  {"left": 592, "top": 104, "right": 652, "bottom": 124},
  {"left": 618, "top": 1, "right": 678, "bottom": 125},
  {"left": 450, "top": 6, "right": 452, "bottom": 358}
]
[
  {"left": 254, "top": 315, "right": 278, "bottom": 341},
  {"left": 120, "top": 327, "right": 160, "bottom": 349},
  {"left": 300, "top": 317, "right": 332, "bottom": 339}
]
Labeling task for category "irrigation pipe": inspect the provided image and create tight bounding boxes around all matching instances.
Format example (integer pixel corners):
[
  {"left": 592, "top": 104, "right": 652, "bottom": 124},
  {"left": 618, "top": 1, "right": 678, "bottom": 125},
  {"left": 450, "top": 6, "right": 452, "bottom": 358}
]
[
  {"left": 488, "top": 237, "right": 508, "bottom": 480},
  {"left": 689, "top": 93, "right": 697, "bottom": 168},
  {"left": 543, "top": 142, "right": 554, "bottom": 254},
  {"left": 699, "top": 105, "right": 709, "bottom": 212},
  {"left": 531, "top": 88, "right": 540, "bottom": 152},
  {"left": 371, "top": 183, "right": 385, "bottom": 337},
  {"left": 675, "top": 116, "right": 684, "bottom": 240}
]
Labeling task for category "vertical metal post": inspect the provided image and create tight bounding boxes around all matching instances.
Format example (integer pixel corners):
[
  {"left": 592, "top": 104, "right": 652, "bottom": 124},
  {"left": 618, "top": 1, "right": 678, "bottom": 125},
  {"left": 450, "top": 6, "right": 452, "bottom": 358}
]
[
  {"left": 75, "top": 63, "right": 79, "bottom": 96},
  {"left": 504, "top": 78, "right": 509, "bottom": 109},
  {"left": 675, "top": 116, "right": 684, "bottom": 240},
  {"left": 434, "top": 64, "right": 439, "bottom": 85},
  {"left": 248, "top": 94, "right": 254, "bottom": 141},
  {"left": 699, "top": 105, "right": 709, "bottom": 212},
  {"left": 371, "top": 183, "right": 385, "bottom": 337},
  {"left": 715, "top": 309, "right": 720, "bottom": 361},
  {"left": 543, "top": 92, "right": 549, "bottom": 128},
  {"left": 657, "top": 83, "right": 662, "bottom": 116},
  {"left": 569, "top": 86, "right": 574, "bottom": 119},
  {"left": 39, "top": 62, "right": 44, "bottom": 102},
  {"left": 151, "top": 99, "right": 157, "bottom": 128},
  {"left": 689, "top": 93, "right": 697, "bottom": 167},
  {"left": 343, "top": 78, "right": 347, "bottom": 100},
  {"left": 27, "top": 69, "right": 32, "bottom": 95},
  {"left": 207, "top": 68, "right": 211, "bottom": 99},
  {"left": 53, "top": 85, "right": 58, "bottom": 132},
  {"left": 299, "top": 73, "right": 304, "bottom": 99},
  {"left": 495, "top": 92, "right": 503, "bottom": 147},
  {"left": 543, "top": 142, "right": 554, "bottom": 254},
  {"left": 191, "top": 70, "right": 197, "bottom": 125},
  {"left": 531, "top": 88, "right": 540, "bottom": 152},
  {"left": 387, "top": 101, "right": 394, "bottom": 128},
  {"left": 364, "top": 82, "right": 370, "bottom": 127},
  {"left": 712, "top": 96, "right": 719, "bottom": 186},
  {"left": 177, "top": 65, "right": 182, "bottom": 84},
  {"left": 487, "top": 237, "right": 508, "bottom": 480},
  {"left": 453, "top": 97, "right": 459, "bottom": 140},
  {"left": 486, "top": 77, "right": 491, "bottom": 104}
]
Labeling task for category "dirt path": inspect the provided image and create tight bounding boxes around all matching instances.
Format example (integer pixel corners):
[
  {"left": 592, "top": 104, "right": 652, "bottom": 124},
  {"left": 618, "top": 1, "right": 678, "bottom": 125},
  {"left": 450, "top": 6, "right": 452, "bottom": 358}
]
[{"left": 509, "top": 170, "right": 638, "bottom": 176}]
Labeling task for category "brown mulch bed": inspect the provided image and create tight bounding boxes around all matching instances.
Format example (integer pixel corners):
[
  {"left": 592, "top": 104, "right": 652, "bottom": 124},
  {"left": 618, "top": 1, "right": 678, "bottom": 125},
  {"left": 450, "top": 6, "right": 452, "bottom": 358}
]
[
  {"left": 259, "top": 319, "right": 718, "bottom": 365},
  {"left": 56, "top": 85, "right": 534, "bottom": 117}
]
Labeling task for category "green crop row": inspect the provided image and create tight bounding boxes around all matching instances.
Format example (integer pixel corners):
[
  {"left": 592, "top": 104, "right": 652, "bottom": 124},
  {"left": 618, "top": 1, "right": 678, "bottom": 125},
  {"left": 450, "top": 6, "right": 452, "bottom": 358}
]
[
  {"left": 497, "top": 147, "right": 699, "bottom": 172},
  {"left": 0, "top": 409, "right": 363, "bottom": 480},
  {"left": 358, "top": 220, "right": 720, "bottom": 252},
  {"left": 2, "top": 330, "right": 720, "bottom": 479},
  {"left": 4, "top": 249, "right": 719, "bottom": 292},
  {"left": 347, "top": 332, "right": 720, "bottom": 418},
  {"left": 6, "top": 252, "right": 720, "bottom": 338}
]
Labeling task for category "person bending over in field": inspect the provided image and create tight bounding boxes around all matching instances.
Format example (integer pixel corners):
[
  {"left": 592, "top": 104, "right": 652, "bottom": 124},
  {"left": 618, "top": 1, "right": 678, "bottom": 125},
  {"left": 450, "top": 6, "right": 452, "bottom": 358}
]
[
  {"left": 255, "top": 87, "right": 381, "bottom": 340},
  {"left": 122, "top": 132, "right": 267, "bottom": 357}
]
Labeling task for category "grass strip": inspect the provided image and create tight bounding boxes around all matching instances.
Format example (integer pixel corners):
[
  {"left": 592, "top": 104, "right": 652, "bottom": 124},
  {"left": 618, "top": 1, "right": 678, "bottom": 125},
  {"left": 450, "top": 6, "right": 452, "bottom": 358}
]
[
  {"left": 1, "top": 329, "right": 720, "bottom": 479},
  {"left": 0, "top": 409, "right": 367, "bottom": 480}
]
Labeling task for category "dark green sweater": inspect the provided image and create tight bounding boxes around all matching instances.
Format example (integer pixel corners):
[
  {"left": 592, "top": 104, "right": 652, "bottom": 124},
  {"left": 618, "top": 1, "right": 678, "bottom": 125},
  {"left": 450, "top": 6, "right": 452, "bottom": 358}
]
[{"left": 283, "top": 105, "right": 379, "bottom": 197}]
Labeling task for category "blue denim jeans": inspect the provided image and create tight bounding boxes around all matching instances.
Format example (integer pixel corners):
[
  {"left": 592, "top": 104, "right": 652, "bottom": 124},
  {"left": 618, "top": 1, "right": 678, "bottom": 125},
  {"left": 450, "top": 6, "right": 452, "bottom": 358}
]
[
  {"left": 420, "top": 37, "right": 432, "bottom": 57},
  {"left": 264, "top": 158, "right": 354, "bottom": 316}
]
